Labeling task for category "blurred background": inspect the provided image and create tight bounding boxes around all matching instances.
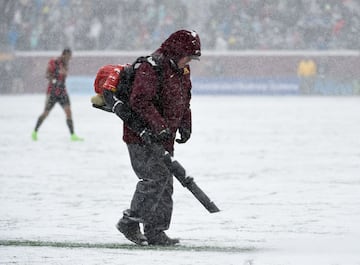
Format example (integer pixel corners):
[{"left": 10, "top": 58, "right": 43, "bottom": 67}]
[{"left": 0, "top": 0, "right": 359, "bottom": 95}]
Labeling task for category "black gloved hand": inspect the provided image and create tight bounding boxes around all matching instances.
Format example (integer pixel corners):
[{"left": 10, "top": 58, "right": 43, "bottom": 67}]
[
  {"left": 176, "top": 128, "right": 191, "bottom": 144},
  {"left": 140, "top": 128, "right": 172, "bottom": 145},
  {"left": 157, "top": 128, "right": 172, "bottom": 141},
  {"left": 103, "top": 89, "right": 124, "bottom": 112},
  {"left": 139, "top": 129, "right": 154, "bottom": 145}
]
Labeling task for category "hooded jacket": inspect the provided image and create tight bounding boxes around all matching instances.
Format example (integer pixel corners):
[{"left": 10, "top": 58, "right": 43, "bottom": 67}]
[{"left": 123, "top": 30, "right": 201, "bottom": 154}]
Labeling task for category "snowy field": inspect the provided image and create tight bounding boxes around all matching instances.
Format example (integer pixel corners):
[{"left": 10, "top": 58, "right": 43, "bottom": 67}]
[{"left": 1, "top": 94, "right": 360, "bottom": 265}]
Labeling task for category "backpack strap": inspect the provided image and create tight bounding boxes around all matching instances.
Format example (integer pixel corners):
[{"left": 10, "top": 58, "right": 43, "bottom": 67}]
[
  {"left": 115, "top": 55, "right": 164, "bottom": 112},
  {"left": 144, "top": 55, "right": 164, "bottom": 111},
  {"left": 133, "top": 56, "right": 163, "bottom": 87},
  {"left": 131, "top": 55, "right": 164, "bottom": 105}
]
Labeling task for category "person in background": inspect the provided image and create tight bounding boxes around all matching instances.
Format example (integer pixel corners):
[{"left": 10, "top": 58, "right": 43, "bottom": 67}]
[
  {"left": 297, "top": 57, "right": 317, "bottom": 94},
  {"left": 31, "top": 48, "right": 83, "bottom": 141},
  {"left": 105, "top": 30, "right": 201, "bottom": 246}
]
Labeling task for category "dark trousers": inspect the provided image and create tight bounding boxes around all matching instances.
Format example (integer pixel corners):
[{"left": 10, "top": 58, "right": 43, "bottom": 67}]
[{"left": 127, "top": 143, "right": 173, "bottom": 234}]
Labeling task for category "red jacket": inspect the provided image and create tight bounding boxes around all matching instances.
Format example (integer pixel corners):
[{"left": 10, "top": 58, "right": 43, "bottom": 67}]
[{"left": 123, "top": 57, "right": 192, "bottom": 154}]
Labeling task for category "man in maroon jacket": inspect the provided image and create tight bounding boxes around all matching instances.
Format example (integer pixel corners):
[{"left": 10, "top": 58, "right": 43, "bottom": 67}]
[{"left": 115, "top": 30, "right": 201, "bottom": 246}]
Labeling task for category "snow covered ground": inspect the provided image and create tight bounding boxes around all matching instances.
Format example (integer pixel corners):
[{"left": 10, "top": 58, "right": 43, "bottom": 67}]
[{"left": 1, "top": 94, "right": 360, "bottom": 265}]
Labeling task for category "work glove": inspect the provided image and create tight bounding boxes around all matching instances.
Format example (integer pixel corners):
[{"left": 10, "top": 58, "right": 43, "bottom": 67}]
[
  {"left": 103, "top": 90, "right": 124, "bottom": 111},
  {"left": 176, "top": 128, "right": 191, "bottom": 144},
  {"left": 139, "top": 128, "right": 154, "bottom": 145},
  {"left": 140, "top": 128, "right": 172, "bottom": 145},
  {"left": 157, "top": 128, "right": 172, "bottom": 141}
]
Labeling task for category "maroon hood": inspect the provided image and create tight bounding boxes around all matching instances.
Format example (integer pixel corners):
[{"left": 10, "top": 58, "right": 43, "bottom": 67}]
[{"left": 157, "top": 30, "right": 201, "bottom": 62}]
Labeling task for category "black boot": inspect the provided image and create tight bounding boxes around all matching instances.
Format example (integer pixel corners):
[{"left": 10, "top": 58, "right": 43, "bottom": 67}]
[
  {"left": 116, "top": 210, "right": 148, "bottom": 246},
  {"left": 145, "top": 230, "right": 180, "bottom": 246}
]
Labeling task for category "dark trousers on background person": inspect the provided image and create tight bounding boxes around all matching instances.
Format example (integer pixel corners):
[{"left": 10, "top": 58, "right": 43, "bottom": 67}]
[{"left": 126, "top": 143, "right": 174, "bottom": 238}]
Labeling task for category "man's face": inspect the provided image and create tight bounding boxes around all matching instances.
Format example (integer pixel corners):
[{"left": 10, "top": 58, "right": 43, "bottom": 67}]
[
  {"left": 177, "top": 56, "right": 192, "bottom": 69},
  {"left": 63, "top": 53, "right": 72, "bottom": 64}
]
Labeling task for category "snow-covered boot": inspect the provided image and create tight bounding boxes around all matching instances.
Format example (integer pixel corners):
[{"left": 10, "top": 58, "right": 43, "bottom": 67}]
[{"left": 116, "top": 210, "right": 148, "bottom": 246}]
